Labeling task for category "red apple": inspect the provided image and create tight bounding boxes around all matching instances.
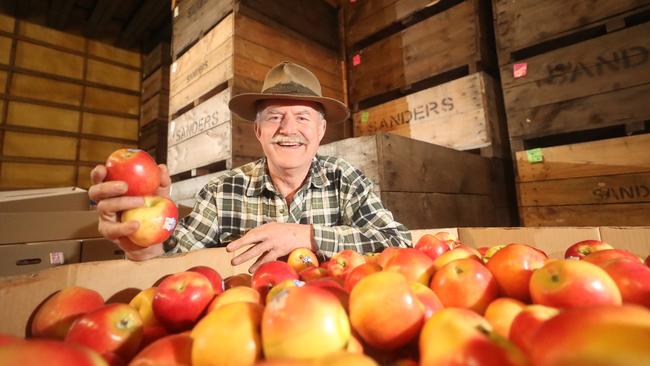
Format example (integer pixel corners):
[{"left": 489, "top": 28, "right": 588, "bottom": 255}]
[
  {"left": 529, "top": 259, "right": 622, "bottom": 308},
  {"left": 208, "top": 286, "right": 261, "bottom": 312},
  {"left": 582, "top": 248, "right": 642, "bottom": 267},
  {"left": 120, "top": 196, "right": 178, "bottom": 247},
  {"left": 482, "top": 244, "right": 506, "bottom": 263},
  {"left": 128, "top": 287, "right": 168, "bottom": 347},
  {"left": 432, "top": 247, "right": 481, "bottom": 271},
  {"left": 414, "top": 234, "right": 452, "bottom": 261},
  {"left": 299, "top": 266, "right": 329, "bottom": 282},
  {"left": 530, "top": 305, "right": 650, "bottom": 366},
  {"left": 384, "top": 248, "right": 435, "bottom": 285},
  {"left": 188, "top": 265, "right": 224, "bottom": 295},
  {"left": 305, "top": 278, "right": 350, "bottom": 311},
  {"left": 130, "top": 332, "right": 192, "bottom": 366},
  {"left": 65, "top": 303, "right": 143, "bottom": 360},
  {"left": 266, "top": 279, "right": 305, "bottom": 304},
  {"left": 0, "top": 333, "right": 23, "bottom": 346},
  {"left": 287, "top": 248, "right": 319, "bottom": 273},
  {"left": 105, "top": 148, "right": 160, "bottom": 197},
  {"left": 410, "top": 282, "right": 444, "bottom": 319},
  {"left": 327, "top": 250, "right": 366, "bottom": 281},
  {"left": 646, "top": 255, "right": 650, "bottom": 267},
  {"left": 318, "top": 352, "right": 379, "bottom": 365},
  {"left": 349, "top": 272, "right": 424, "bottom": 350},
  {"left": 486, "top": 243, "right": 548, "bottom": 302},
  {"left": 509, "top": 304, "right": 559, "bottom": 354},
  {"left": 251, "top": 261, "right": 299, "bottom": 301},
  {"left": 375, "top": 247, "right": 401, "bottom": 269},
  {"left": 31, "top": 286, "right": 104, "bottom": 339},
  {"left": 153, "top": 271, "right": 215, "bottom": 331},
  {"left": 262, "top": 285, "right": 350, "bottom": 360},
  {"left": 600, "top": 258, "right": 650, "bottom": 307},
  {"left": 564, "top": 239, "right": 613, "bottom": 259},
  {"left": 484, "top": 298, "right": 526, "bottom": 338},
  {"left": 344, "top": 262, "right": 382, "bottom": 292},
  {"left": 224, "top": 273, "right": 252, "bottom": 289},
  {"left": 429, "top": 257, "right": 499, "bottom": 314},
  {"left": 0, "top": 339, "right": 108, "bottom": 365}
]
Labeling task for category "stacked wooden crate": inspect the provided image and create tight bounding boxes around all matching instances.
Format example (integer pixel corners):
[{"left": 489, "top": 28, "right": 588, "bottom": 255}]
[
  {"left": 346, "top": 0, "right": 509, "bottom": 158},
  {"left": 167, "top": 0, "right": 345, "bottom": 180},
  {"left": 0, "top": 14, "right": 141, "bottom": 190},
  {"left": 493, "top": 1, "right": 650, "bottom": 225},
  {"left": 140, "top": 42, "right": 171, "bottom": 163}
]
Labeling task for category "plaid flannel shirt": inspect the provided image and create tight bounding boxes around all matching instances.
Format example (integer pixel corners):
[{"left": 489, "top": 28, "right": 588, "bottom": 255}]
[{"left": 164, "top": 155, "right": 411, "bottom": 258}]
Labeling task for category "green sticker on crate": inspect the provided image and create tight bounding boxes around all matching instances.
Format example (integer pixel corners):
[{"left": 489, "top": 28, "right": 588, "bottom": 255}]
[
  {"left": 361, "top": 111, "right": 369, "bottom": 123},
  {"left": 526, "top": 148, "right": 544, "bottom": 163}
]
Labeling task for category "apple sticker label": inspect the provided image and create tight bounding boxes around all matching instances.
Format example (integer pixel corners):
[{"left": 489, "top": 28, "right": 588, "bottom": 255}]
[
  {"left": 49, "top": 252, "right": 65, "bottom": 265},
  {"left": 163, "top": 217, "right": 177, "bottom": 231}
]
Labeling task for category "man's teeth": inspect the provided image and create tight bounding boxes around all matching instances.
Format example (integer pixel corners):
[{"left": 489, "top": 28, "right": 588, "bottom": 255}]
[{"left": 278, "top": 142, "right": 301, "bottom": 146}]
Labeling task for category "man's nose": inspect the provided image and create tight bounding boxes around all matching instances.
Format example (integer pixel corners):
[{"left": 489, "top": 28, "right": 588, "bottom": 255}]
[{"left": 278, "top": 113, "right": 298, "bottom": 133}]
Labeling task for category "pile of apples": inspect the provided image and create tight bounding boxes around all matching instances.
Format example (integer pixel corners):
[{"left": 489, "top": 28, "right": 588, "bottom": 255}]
[{"left": 1, "top": 234, "right": 649, "bottom": 366}]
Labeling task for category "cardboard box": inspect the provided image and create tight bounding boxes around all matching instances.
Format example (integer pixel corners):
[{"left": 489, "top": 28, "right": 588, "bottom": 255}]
[
  {"left": 0, "top": 187, "right": 90, "bottom": 212},
  {"left": 0, "top": 240, "right": 81, "bottom": 277},
  {"left": 80, "top": 239, "right": 125, "bottom": 262}
]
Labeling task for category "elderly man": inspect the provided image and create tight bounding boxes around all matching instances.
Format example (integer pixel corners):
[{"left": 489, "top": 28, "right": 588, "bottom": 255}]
[{"left": 89, "top": 62, "right": 410, "bottom": 272}]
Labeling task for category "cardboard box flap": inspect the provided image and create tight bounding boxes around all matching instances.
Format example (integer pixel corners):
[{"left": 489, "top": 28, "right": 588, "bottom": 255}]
[
  {"left": 0, "top": 187, "right": 90, "bottom": 212},
  {"left": 0, "top": 247, "right": 234, "bottom": 337},
  {"left": 599, "top": 227, "right": 650, "bottom": 257}
]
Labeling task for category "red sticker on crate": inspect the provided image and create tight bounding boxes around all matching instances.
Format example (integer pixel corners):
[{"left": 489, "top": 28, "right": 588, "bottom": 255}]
[
  {"left": 352, "top": 54, "right": 361, "bottom": 66},
  {"left": 513, "top": 63, "right": 528, "bottom": 78}
]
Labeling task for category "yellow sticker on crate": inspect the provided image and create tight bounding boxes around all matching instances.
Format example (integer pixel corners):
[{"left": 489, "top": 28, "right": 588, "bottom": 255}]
[{"left": 526, "top": 148, "right": 544, "bottom": 163}]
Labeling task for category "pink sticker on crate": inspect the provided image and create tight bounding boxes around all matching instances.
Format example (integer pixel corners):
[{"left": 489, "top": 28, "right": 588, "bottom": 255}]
[
  {"left": 352, "top": 54, "right": 361, "bottom": 67},
  {"left": 513, "top": 63, "right": 528, "bottom": 78},
  {"left": 49, "top": 252, "right": 65, "bottom": 265}
]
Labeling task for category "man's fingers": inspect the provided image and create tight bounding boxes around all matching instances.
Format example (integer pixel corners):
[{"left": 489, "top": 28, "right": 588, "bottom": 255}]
[
  {"left": 249, "top": 250, "right": 279, "bottom": 274},
  {"left": 96, "top": 196, "right": 145, "bottom": 214},
  {"left": 90, "top": 165, "right": 107, "bottom": 185},
  {"left": 89, "top": 181, "right": 129, "bottom": 202},
  {"left": 232, "top": 242, "right": 271, "bottom": 266},
  {"left": 99, "top": 220, "right": 139, "bottom": 240},
  {"left": 227, "top": 229, "right": 266, "bottom": 252},
  {"left": 157, "top": 164, "right": 172, "bottom": 198}
]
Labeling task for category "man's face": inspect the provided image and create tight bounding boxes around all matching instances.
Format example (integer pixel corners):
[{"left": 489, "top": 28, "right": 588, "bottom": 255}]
[{"left": 255, "top": 99, "right": 327, "bottom": 173}]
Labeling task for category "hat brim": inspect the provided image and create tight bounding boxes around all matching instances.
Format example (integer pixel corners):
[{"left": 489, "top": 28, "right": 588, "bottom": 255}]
[{"left": 228, "top": 93, "right": 350, "bottom": 124}]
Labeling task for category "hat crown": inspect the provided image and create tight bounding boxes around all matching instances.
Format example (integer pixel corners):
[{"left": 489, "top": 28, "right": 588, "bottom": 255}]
[{"left": 261, "top": 62, "right": 323, "bottom": 97}]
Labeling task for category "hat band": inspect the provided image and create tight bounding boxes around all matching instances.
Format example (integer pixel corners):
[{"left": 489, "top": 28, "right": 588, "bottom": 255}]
[{"left": 263, "top": 82, "right": 320, "bottom": 97}]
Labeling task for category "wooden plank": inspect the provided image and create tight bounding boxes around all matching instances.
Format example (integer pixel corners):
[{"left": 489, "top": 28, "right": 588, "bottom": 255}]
[
  {"left": 230, "top": 119, "right": 264, "bottom": 159},
  {"left": 515, "top": 134, "right": 650, "bottom": 182},
  {"left": 322, "top": 120, "right": 349, "bottom": 144},
  {"left": 78, "top": 139, "right": 137, "bottom": 162},
  {"left": 519, "top": 172, "right": 650, "bottom": 206},
  {"left": 169, "top": 13, "right": 234, "bottom": 115},
  {"left": 82, "top": 113, "right": 139, "bottom": 140},
  {"left": 7, "top": 101, "right": 79, "bottom": 132},
  {"left": 76, "top": 166, "right": 93, "bottom": 189},
  {"left": 0, "top": 36, "right": 11, "bottom": 65},
  {"left": 142, "top": 66, "right": 170, "bottom": 102},
  {"left": 2, "top": 131, "right": 78, "bottom": 160},
  {"left": 0, "top": 70, "right": 7, "bottom": 92},
  {"left": 349, "top": 1, "right": 478, "bottom": 104},
  {"left": 87, "top": 40, "right": 141, "bottom": 68},
  {"left": 14, "top": 41, "right": 84, "bottom": 79},
  {"left": 522, "top": 203, "right": 650, "bottom": 227},
  {"left": 86, "top": 59, "right": 141, "bottom": 92},
  {"left": 0, "top": 13, "right": 15, "bottom": 33},
  {"left": 493, "top": 0, "right": 650, "bottom": 62},
  {"left": 346, "top": 0, "right": 433, "bottom": 47},
  {"left": 17, "top": 20, "right": 85, "bottom": 51},
  {"left": 84, "top": 87, "right": 139, "bottom": 115},
  {"left": 141, "top": 91, "right": 169, "bottom": 126},
  {"left": 172, "top": 0, "right": 233, "bottom": 57},
  {"left": 318, "top": 135, "right": 381, "bottom": 188},
  {"left": 0, "top": 162, "right": 76, "bottom": 188},
  {"left": 170, "top": 170, "right": 228, "bottom": 202},
  {"left": 353, "top": 73, "right": 491, "bottom": 151},
  {"left": 382, "top": 192, "right": 499, "bottom": 229},
  {"left": 502, "top": 22, "right": 650, "bottom": 116},
  {"left": 143, "top": 42, "right": 171, "bottom": 78},
  {"left": 167, "top": 89, "right": 232, "bottom": 175},
  {"left": 11, "top": 73, "right": 83, "bottom": 106}
]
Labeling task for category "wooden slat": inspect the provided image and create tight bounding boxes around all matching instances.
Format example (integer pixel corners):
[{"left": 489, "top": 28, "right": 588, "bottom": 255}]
[
  {"left": 0, "top": 162, "right": 76, "bottom": 188},
  {"left": 172, "top": 0, "right": 233, "bottom": 57},
  {"left": 78, "top": 139, "right": 137, "bottom": 162},
  {"left": 142, "top": 66, "right": 170, "bottom": 102},
  {"left": 170, "top": 170, "right": 228, "bottom": 202},
  {"left": 2, "top": 131, "right": 78, "bottom": 160},
  {"left": 7, "top": 101, "right": 79, "bottom": 132},
  {"left": 322, "top": 120, "right": 350, "bottom": 145},
  {"left": 349, "top": 1, "right": 478, "bottom": 104},
  {"left": 17, "top": 21, "right": 86, "bottom": 51},
  {"left": 318, "top": 135, "right": 381, "bottom": 189},
  {"left": 11, "top": 73, "right": 83, "bottom": 106},
  {"left": 141, "top": 92, "right": 169, "bottom": 126},
  {"left": 82, "top": 113, "right": 139, "bottom": 140},
  {"left": 84, "top": 87, "right": 139, "bottom": 115},
  {"left": 519, "top": 172, "right": 650, "bottom": 206},
  {"left": 382, "top": 192, "right": 500, "bottom": 229},
  {"left": 0, "top": 36, "right": 11, "bottom": 65},
  {"left": 169, "top": 13, "right": 234, "bottom": 115},
  {"left": 87, "top": 40, "right": 141, "bottom": 68},
  {"left": 167, "top": 89, "right": 231, "bottom": 175},
  {"left": 493, "top": 0, "right": 650, "bottom": 62},
  {"left": 76, "top": 166, "right": 93, "bottom": 189},
  {"left": 353, "top": 73, "right": 492, "bottom": 151},
  {"left": 522, "top": 203, "right": 650, "bottom": 227},
  {"left": 515, "top": 134, "right": 650, "bottom": 182},
  {"left": 230, "top": 118, "right": 264, "bottom": 160},
  {"left": 0, "top": 13, "right": 15, "bottom": 33},
  {"left": 14, "top": 41, "right": 84, "bottom": 79},
  {"left": 86, "top": 59, "right": 140, "bottom": 92},
  {"left": 0, "top": 70, "right": 7, "bottom": 92},
  {"left": 143, "top": 42, "right": 171, "bottom": 78}
]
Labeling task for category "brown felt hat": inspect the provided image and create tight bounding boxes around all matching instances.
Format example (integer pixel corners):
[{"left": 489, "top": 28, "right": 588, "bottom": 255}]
[{"left": 228, "top": 61, "right": 349, "bottom": 123}]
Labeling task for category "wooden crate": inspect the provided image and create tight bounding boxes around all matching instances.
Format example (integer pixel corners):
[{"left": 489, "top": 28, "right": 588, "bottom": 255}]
[
  {"left": 139, "top": 120, "right": 168, "bottom": 164},
  {"left": 347, "top": 0, "right": 496, "bottom": 107},
  {"left": 515, "top": 134, "right": 650, "bottom": 226},
  {"left": 143, "top": 42, "right": 171, "bottom": 79},
  {"left": 141, "top": 91, "right": 169, "bottom": 128},
  {"left": 352, "top": 72, "right": 507, "bottom": 157},
  {"left": 318, "top": 134, "right": 515, "bottom": 229},
  {"left": 493, "top": 0, "right": 650, "bottom": 66},
  {"left": 502, "top": 20, "right": 650, "bottom": 147}
]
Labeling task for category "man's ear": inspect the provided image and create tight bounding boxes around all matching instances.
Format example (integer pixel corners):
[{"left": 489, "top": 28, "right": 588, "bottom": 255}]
[
  {"left": 254, "top": 122, "right": 262, "bottom": 141},
  {"left": 318, "top": 118, "right": 327, "bottom": 142}
]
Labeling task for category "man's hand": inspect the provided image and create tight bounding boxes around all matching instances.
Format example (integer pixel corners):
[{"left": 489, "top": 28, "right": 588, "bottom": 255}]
[
  {"left": 226, "top": 223, "right": 317, "bottom": 273},
  {"left": 88, "top": 163, "right": 171, "bottom": 261}
]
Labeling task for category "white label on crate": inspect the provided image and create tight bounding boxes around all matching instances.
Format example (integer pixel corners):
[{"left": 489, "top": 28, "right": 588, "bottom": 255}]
[
  {"left": 171, "top": 62, "right": 178, "bottom": 73},
  {"left": 174, "top": 6, "right": 179, "bottom": 18},
  {"left": 163, "top": 217, "right": 177, "bottom": 232},
  {"left": 50, "top": 252, "right": 65, "bottom": 265}
]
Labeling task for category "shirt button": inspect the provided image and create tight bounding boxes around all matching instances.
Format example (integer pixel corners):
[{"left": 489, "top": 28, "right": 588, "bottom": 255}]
[{"left": 279, "top": 208, "right": 285, "bottom": 214}]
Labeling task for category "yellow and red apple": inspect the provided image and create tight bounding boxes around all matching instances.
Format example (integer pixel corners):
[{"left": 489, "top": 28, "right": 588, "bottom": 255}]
[
  {"left": 130, "top": 332, "right": 192, "bottom": 366},
  {"left": 120, "top": 196, "right": 178, "bottom": 247},
  {"left": 484, "top": 298, "right": 526, "bottom": 338},
  {"left": 486, "top": 243, "right": 548, "bottom": 302},
  {"left": 287, "top": 248, "right": 319, "bottom": 273},
  {"left": 564, "top": 239, "right": 613, "bottom": 259},
  {"left": 153, "top": 271, "right": 215, "bottom": 331},
  {"left": 384, "top": 248, "right": 435, "bottom": 285}
]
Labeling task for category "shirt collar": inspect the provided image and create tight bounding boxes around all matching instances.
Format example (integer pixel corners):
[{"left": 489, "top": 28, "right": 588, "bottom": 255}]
[{"left": 245, "top": 155, "right": 330, "bottom": 197}]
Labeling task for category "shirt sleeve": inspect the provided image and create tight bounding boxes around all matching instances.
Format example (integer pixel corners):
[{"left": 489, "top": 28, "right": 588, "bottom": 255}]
[
  {"left": 163, "top": 183, "right": 221, "bottom": 253},
  {"left": 311, "top": 171, "right": 412, "bottom": 259}
]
